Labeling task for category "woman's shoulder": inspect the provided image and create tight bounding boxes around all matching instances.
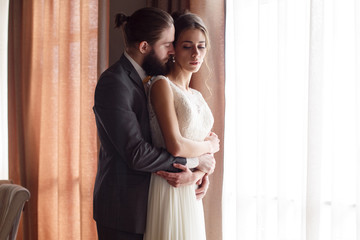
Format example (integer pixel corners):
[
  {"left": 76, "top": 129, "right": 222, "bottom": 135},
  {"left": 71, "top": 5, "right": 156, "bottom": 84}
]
[
  {"left": 144, "top": 75, "right": 169, "bottom": 94},
  {"left": 145, "top": 75, "right": 173, "bottom": 96},
  {"left": 144, "top": 75, "right": 169, "bottom": 89},
  {"left": 150, "top": 75, "right": 170, "bottom": 84}
]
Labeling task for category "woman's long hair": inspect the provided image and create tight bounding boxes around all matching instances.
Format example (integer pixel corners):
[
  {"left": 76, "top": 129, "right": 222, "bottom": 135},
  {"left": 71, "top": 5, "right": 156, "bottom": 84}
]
[{"left": 169, "top": 10, "right": 212, "bottom": 95}]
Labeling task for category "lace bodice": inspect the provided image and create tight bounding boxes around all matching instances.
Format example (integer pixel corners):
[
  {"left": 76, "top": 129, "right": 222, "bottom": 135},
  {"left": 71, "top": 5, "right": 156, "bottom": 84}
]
[{"left": 146, "top": 75, "right": 214, "bottom": 149}]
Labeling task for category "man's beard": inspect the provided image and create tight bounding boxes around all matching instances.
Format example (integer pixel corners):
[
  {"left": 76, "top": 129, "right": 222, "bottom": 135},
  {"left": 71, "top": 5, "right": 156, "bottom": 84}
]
[{"left": 142, "top": 50, "right": 168, "bottom": 76}]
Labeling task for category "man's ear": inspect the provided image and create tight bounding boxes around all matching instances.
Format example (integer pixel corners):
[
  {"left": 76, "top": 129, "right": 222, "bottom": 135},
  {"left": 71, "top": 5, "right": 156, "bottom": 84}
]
[{"left": 139, "top": 41, "right": 150, "bottom": 54}]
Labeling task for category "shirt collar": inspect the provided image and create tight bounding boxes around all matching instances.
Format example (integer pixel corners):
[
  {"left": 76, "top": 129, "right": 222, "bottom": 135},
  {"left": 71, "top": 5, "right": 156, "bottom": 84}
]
[{"left": 124, "top": 51, "right": 147, "bottom": 80}]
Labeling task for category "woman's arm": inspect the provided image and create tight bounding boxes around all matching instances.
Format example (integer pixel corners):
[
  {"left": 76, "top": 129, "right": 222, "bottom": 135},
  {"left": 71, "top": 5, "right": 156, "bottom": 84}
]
[
  {"left": 94, "top": 72, "right": 186, "bottom": 173},
  {"left": 150, "top": 78, "right": 219, "bottom": 158}
]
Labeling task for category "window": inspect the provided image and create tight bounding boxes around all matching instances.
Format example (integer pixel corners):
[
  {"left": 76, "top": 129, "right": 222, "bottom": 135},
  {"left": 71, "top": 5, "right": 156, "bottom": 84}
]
[
  {"left": 0, "top": 0, "right": 9, "bottom": 179},
  {"left": 223, "top": 0, "right": 360, "bottom": 239}
]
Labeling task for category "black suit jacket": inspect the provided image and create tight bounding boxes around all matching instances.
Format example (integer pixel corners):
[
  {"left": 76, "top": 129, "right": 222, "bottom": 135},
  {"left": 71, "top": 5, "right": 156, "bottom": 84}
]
[{"left": 93, "top": 54, "right": 186, "bottom": 233}]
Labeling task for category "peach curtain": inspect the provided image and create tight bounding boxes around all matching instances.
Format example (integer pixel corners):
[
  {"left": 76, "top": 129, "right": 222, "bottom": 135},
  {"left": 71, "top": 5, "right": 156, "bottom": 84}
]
[
  {"left": 146, "top": 1, "right": 225, "bottom": 240},
  {"left": 8, "top": 0, "right": 108, "bottom": 239}
]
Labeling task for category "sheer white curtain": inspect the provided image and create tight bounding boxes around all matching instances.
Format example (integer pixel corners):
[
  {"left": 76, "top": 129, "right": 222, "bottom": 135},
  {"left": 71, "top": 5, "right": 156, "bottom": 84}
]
[
  {"left": 0, "top": 0, "right": 9, "bottom": 180},
  {"left": 223, "top": 0, "right": 360, "bottom": 239}
]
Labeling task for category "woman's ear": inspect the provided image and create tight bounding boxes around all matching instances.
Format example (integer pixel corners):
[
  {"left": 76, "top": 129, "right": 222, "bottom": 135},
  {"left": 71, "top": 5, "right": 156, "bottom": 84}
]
[{"left": 139, "top": 41, "right": 150, "bottom": 54}]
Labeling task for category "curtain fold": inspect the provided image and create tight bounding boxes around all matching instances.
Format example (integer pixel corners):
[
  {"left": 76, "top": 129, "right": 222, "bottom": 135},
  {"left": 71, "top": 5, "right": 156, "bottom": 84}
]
[
  {"left": 8, "top": 1, "right": 36, "bottom": 238},
  {"left": 8, "top": 0, "right": 105, "bottom": 239},
  {"left": 146, "top": 1, "right": 225, "bottom": 240},
  {"left": 187, "top": 3, "right": 225, "bottom": 240}
]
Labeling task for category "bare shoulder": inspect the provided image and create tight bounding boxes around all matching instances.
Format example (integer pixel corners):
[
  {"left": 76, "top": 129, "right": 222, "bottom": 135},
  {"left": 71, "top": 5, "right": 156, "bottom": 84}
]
[
  {"left": 150, "top": 76, "right": 173, "bottom": 103},
  {"left": 150, "top": 76, "right": 172, "bottom": 94}
]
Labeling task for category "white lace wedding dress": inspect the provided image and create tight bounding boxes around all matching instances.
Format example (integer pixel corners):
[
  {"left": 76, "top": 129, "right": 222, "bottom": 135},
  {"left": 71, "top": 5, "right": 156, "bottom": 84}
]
[{"left": 143, "top": 75, "right": 214, "bottom": 240}]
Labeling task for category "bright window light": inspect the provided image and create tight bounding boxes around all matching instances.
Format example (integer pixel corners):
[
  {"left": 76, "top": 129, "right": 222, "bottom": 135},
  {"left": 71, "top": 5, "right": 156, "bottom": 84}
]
[{"left": 0, "top": 0, "right": 9, "bottom": 179}]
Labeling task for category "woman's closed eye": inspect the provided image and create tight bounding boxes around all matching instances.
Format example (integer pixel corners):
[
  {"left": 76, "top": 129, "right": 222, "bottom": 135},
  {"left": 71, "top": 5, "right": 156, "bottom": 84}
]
[{"left": 182, "top": 44, "right": 206, "bottom": 50}]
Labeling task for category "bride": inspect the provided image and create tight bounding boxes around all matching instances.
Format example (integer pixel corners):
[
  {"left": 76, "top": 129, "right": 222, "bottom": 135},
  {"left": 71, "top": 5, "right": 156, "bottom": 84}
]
[{"left": 144, "top": 11, "right": 218, "bottom": 240}]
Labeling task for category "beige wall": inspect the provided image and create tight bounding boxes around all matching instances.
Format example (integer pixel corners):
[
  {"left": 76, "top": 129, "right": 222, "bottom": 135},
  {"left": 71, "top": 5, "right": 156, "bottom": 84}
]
[{"left": 109, "top": 0, "right": 146, "bottom": 66}]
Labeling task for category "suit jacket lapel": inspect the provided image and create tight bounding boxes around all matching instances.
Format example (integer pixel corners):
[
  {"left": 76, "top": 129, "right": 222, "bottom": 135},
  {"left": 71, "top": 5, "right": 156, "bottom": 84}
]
[{"left": 119, "top": 54, "right": 145, "bottom": 90}]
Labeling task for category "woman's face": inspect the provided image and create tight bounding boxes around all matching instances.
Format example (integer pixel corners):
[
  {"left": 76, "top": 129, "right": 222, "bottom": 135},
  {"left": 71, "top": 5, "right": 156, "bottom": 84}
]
[{"left": 174, "top": 28, "right": 207, "bottom": 73}]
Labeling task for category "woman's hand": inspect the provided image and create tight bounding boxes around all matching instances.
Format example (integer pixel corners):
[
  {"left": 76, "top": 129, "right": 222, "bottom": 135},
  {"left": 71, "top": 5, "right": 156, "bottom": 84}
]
[
  {"left": 205, "top": 132, "right": 220, "bottom": 154},
  {"left": 197, "top": 154, "right": 216, "bottom": 175}
]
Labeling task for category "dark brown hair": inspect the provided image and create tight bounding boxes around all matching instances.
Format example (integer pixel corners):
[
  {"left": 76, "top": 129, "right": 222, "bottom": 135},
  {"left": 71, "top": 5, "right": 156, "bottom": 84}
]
[
  {"left": 172, "top": 10, "right": 210, "bottom": 50},
  {"left": 171, "top": 10, "right": 212, "bottom": 95},
  {"left": 115, "top": 7, "right": 173, "bottom": 47}
]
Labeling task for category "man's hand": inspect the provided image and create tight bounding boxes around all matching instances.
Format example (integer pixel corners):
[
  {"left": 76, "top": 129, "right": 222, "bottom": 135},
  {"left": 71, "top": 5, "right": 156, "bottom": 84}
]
[
  {"left": 196, "top": 174, "right": 210, "bottom": 200},
  {"left": 156, "top": 163, "right": 197, "bottom": 187},
  {"left": 197, "top": 154, "right": 216, "bottom": 175}
]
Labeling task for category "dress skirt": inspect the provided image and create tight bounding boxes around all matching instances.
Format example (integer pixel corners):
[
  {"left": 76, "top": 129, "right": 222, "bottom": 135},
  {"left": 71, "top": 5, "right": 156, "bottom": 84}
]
[{"left": 143, "top": 174, "right": 206, "bottom": 240}]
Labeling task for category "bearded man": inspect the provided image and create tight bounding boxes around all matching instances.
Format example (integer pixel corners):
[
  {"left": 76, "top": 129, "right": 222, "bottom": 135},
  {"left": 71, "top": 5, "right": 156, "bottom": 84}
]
[{"left": 92, "top": 7, "right": 215, "bottom": 240}]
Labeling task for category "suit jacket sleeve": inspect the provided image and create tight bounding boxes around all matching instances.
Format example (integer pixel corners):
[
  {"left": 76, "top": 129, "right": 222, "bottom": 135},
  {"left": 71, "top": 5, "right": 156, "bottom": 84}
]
[{"left": 93, "top": 65, "right": 186, "bottom": 173}]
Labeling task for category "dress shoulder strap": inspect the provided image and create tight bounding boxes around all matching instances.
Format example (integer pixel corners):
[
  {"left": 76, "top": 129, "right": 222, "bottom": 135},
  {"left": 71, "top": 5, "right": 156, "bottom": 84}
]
[
  {"left": 150, "top": 75, "right": 169, "bottom": 83},
  {"left": 144, "top": 75, "right": 170, "bottom": 101}
]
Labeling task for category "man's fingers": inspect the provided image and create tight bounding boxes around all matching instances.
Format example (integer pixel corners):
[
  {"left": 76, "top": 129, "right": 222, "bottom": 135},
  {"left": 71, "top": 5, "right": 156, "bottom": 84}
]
[
  {"left": 195, "top": 187, "right": 205, "bottom": 194},
  {"left": 195, "top": 184, "right": 207, "bottom": 195},
  {"left": 156, "top": 171, "right": 177, "bottom": 181},
  {"left": 156, "top": 171, "right": 170, "bottom": 177},
  {"left": 167, "top": 180, "right": 180, "bottom": 188},
  {"left": 195, "top": 174, "right": 209, "bottom": 199},
  {"left": 173, "top": 163, "right": 188, "bottom": 172},
  {"left": 196, "top": 191, "right": 206, "bottom": 200},
  {"left": 157, "top": 164, "right": 195, "bottom": 187}
]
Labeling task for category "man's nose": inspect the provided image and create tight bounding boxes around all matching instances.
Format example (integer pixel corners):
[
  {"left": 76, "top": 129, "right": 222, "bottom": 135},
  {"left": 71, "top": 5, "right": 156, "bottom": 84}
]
[{"left": 168, "top": 44, "right": 175, "bottom": 55}]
